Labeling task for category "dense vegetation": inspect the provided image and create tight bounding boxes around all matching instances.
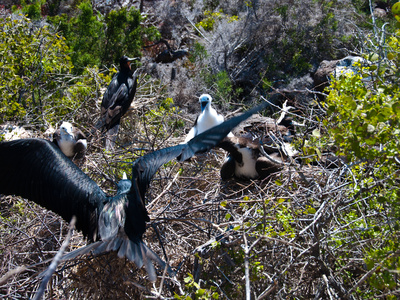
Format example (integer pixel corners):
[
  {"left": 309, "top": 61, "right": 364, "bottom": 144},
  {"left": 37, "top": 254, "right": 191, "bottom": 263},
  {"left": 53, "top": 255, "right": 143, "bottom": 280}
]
[{"left": 1, "top": 0, "right": 400, "bottom": 299}]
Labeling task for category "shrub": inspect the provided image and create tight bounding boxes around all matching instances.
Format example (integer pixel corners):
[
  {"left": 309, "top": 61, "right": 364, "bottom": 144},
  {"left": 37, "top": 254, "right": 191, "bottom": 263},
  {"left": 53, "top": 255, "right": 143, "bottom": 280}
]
[
  {"left": 305, "top": 8, "right": 400, "bottom": 297},
  {"left": 48, "top": 4, "right": 160, "bottom": 72},
  {"left": 0, "top": 14, "right": 73, "bottom": 124}
]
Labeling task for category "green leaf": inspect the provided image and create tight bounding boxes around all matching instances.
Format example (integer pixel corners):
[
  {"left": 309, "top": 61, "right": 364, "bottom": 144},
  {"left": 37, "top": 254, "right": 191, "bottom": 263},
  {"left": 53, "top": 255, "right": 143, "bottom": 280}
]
[
  {"left": 307, "top": 207, "right": 316, "bottom": 214},
  {"left": 312, "top": 129, "right": 321, "bottom": 138},
  {"left": 196, "top": 289, "right": 206, "bottom": 296},
  {"left": 184, "top": 275, "right": 193, "bottom": 283},
  {"left": 212, "top": 292, "right": 220, "bottom": 299}
]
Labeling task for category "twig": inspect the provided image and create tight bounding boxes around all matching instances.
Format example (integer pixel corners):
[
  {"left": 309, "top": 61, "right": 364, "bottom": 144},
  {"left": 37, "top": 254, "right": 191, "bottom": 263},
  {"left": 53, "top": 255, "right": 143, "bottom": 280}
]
[
  {"left": 32, "top": 216, "right": 76, "bottom": 300},
  {"left": 243, "top": 234, "right": 261, "bottom": 300},
  {"left": 185, "top": 16, "right": 211, "bottom": 43},
  {"left": 147, "top": 169, "right": 181, "bottom": 210},
  {"left": 0, "top": 266, "right": 27, "bottom": 285}
]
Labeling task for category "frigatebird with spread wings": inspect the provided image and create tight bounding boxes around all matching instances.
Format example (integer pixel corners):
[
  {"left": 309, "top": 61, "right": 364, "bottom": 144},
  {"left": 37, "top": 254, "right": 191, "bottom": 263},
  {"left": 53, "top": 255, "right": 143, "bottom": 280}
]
[{"left": 0, "top": 101, "right": 267, "bottom": 281}]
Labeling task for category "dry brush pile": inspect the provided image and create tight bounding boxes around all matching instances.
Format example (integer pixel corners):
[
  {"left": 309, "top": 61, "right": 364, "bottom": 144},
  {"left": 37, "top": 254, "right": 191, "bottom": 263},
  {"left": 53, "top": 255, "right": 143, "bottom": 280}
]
[{"left": 0, "top": 78, "right": 376, "bottom": 299}]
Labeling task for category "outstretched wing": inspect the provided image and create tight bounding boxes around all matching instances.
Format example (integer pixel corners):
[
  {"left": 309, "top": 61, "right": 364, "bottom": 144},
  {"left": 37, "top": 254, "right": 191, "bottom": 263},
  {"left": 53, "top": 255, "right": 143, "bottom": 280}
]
[
  {"left": 130, "top": 100, "right": 269, "bottom": 204},
  {"left": 64, "top": 101, "right": 268, "bottom": 281},
  {"left": 181, "top": 101, "right": 269, "bottom": 161},
  {"left": 0, "top": 138, "right": 107, "bottom": 240}
]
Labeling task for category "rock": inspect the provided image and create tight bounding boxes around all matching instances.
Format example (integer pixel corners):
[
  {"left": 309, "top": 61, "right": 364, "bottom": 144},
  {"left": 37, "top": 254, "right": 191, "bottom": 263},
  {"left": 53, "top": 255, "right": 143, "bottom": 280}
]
[{"left": 314, "top": 56, "right": 363, "bottom": 94}]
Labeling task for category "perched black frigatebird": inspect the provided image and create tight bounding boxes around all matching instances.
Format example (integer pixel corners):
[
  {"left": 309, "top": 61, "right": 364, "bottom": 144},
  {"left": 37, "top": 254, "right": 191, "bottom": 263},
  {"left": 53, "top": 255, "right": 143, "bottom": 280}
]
[{"left": 96, "top": 55, "right": 138, "bottom": 150}]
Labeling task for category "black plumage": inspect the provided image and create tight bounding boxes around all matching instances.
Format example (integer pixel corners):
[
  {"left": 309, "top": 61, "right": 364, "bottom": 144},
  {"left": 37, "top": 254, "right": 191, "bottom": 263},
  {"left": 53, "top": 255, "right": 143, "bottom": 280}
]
[
  {"left": 0, "top": 101, "right": 267, "bottom": 281},
  {"left": 96, "top": 55, "right": 138, "bottom": 150},
  {"left": 155, "top": 49, "right": 188, "bottom": 64}
]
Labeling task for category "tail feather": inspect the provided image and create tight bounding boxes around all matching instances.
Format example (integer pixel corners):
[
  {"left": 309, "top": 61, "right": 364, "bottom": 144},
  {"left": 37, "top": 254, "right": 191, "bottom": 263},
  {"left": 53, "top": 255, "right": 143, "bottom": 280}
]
[
  {"left": 131, "top": 241, "right": 144, "bottom": 268},
  {"left": 106, "top": 236, "right": 123, "bottom": 252},
  {"left": 105, "top": 124, "right": 119, "bottom": 151},
  {"left": 117, "top": 239, "right": 129, "bottom": 258},
  {"left": 142, "top": 246, "right": 156, "bottom": 281},
  {"left": 62, "top": 235, "right": 171, "bottom": 282},
  {"left": 93, "top": 240, "right": 110, "bottom": 255},
  {"left": 62, "top": 241, "right": 102, "bottom": 260},
  {"left": 125, "top": 239, "right": 134, "bottom": 261}
]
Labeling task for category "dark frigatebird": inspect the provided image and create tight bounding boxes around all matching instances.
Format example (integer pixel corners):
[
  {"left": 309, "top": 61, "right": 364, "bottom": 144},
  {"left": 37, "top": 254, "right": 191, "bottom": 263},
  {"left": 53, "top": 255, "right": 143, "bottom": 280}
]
[
  {"left": 53, "top": 121, "right": 87, "bottom": 159},
  {"left": 96, "top": 55, "right": 138, "bottom": 150},
  {"left": 0, "top": 101, "right": 268, "bottom": 281}
]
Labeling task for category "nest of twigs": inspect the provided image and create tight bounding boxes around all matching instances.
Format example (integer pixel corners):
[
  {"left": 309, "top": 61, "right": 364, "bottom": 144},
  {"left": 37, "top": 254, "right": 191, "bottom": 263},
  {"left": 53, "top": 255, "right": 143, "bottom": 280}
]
[{"left": 0, "top": 79, "right": 372, "bottom": 299}]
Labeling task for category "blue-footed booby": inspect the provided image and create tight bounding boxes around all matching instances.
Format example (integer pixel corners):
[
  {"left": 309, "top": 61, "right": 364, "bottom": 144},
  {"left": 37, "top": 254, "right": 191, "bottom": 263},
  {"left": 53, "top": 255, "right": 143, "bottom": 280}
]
[
  {"left": 0, "top": 101, "right": 267, "bottom": 281},
  {"left": 185, "top": 94, "right": 233, "bottom": 143}
]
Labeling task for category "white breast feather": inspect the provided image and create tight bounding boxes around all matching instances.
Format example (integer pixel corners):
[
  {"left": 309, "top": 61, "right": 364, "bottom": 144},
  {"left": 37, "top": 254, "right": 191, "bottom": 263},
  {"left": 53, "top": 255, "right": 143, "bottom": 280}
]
[
  {"left": 196, "top": 106, "right": 224, "bottom": 135},
  {"left": 59, "top": 128, "right": 76, "bottom": 157},
  {"left": 234, "top": 147, "right": 258, "bottom": 179},
  {"left": 58, "top": 138, "right": 75, "bottom": 157}
]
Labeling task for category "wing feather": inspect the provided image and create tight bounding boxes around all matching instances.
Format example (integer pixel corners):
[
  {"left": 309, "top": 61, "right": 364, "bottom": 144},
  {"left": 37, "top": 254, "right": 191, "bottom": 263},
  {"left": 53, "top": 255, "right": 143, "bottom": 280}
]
[
  {"left": 0, "top": 138, "right": 107, "bottom": 239},
  {"left": 128, "top": 101, "right": 269, "bottom": 204}
]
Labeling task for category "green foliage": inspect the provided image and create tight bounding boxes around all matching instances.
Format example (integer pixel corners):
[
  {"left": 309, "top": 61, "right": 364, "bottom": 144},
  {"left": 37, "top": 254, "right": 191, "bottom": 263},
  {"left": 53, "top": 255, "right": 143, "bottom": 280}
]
[
  {"left": 12, "top": 0, "right": 44, "bottom": 20},
  {"left": 196, "top": 9, "right": 239, "bottom": 32},
  {"left": 196, "top": 10, "right": 222, "bottom": 31},
  {"left": 271, "top": 1, "right": 349, "bottom": 78},
  {"left": 48, "top": 4, "right": 160, "bottom": 72},
  {"left": 143, "top": 97, "right": 184, "bottom": 144},
  {"left": 202, "top": 70, "right": 243, "bottom": 107},
  {"left": 48, "top": 1, "right": 104, "bottom": 73},
  {"left": 275, "top": 4, "right": 289, "bottom": 22},
  {"left": 174, "top": 273, "right": 220, "bottom": 300},
  {"left": 102, "top": 7, "right": 160, "bottom": 66},
  {"left": 212, "top": 71, "right": 232, "bottom": 102},
  {"left": 0, "top": 14, "right": 74, "bottom": 123},
  {"left": 189, "top": 42, "right": 208, "bottom": 64},
  {"left": 304, "top": 11, "right": 400, "bottom": 297}
]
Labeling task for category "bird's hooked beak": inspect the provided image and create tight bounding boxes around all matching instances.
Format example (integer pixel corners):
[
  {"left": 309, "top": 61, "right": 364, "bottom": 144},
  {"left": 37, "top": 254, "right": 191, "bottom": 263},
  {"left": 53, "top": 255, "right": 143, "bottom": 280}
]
[
  {"left": 199, "top": 94, "right": 211, "bottom": 112},
  {"left": 126, "top": 57, "right": 136, "bottom": 69},
  {"left": 60, "top": 126, "right": 73, "bottom": 137}
]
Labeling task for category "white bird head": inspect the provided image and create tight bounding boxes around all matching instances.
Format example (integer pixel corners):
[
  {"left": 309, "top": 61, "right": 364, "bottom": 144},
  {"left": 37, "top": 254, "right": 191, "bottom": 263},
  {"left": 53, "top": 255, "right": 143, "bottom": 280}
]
[
  {"left": 60, "top": 122, "right": 73, "bottom": 138},
  {"left": 199, "top": 94, "right": 212, "bottom": 112}
]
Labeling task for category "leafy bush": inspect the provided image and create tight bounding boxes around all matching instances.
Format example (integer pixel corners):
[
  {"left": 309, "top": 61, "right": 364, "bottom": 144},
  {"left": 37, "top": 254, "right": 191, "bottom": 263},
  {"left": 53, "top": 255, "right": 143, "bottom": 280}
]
[
  {"left": 102, "top": 7, "right": 160, "bottom": 67},
  {"left": 12, "top": 0, "right": 44, "bottom": 20},
  {"left": 305, "top": 9, "right": 400, "bottom": 297},
  {"left": 48, "top": 3, "right": 160, "bottom": 73},
  {"left": 0, "top": 14, "right": 73, "bottom": 124},
  {"left": 48, "top": 1, "right": 105, "bottom": 73}
]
